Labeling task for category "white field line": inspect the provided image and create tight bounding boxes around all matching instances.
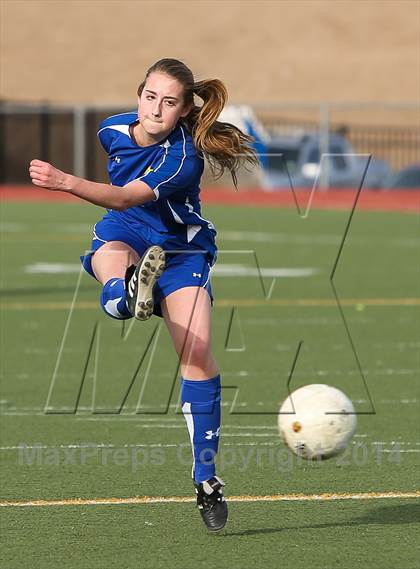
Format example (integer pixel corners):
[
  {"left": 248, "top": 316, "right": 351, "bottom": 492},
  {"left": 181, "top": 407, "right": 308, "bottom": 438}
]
[
  {"left": 2, "top": 222, "right": 418, "bottom": 248},
  {"left": 23, "top": 263, "right": 319, "bottom": 279},
  {"left": 0, "top": 441, "right": 282, "bottom": 450},
  {"left": 1, "top": 491, "right": 419, "bottom": 508},
  {"left": 1, "top": 423, "right": 280, "bottom": 436},
  {"left": 1, "top": 397, "right": 418, "bottom": 417},
  {"left": 1, "top": 441, "right": 419, "bottom": 451},
  {"left": 217, "top": 230, "right": 420, "bottom": 248},
  {"left": 0, "top": 399, "right": 417, "bottom": 412},
  {"left": 0, "top": 438, "right": 278, "bottom": 450},
  {"left": 2, "top": 298, "right": 420, "bottom": 310},
  {"left": 380, "top": 449, "right": 420, "bottom": 453}
]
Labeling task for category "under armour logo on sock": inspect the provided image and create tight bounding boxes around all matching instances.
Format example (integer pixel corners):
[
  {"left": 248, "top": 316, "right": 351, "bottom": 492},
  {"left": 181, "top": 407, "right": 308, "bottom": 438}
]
[{"left": 205, "top": 427, "right": 220, "bottom": 440}]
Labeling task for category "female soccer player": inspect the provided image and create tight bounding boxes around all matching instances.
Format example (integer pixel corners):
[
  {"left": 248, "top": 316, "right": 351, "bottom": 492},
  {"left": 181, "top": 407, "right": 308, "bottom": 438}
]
[{"left": 29, "top": 58, "right": 257, "bottom": 532}]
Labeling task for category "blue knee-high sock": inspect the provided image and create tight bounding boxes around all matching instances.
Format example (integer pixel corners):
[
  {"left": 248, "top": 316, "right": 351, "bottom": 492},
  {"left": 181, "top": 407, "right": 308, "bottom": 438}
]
[
  {"left": 100, "top": 278, "right": 132, "bottom": 320},
  {"left": 181, "top": 375, "right": 221, "bottom": 483}
]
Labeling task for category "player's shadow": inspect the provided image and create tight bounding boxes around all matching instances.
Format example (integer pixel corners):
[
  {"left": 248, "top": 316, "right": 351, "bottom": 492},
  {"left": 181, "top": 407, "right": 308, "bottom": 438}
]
[{"left": 220, "top": 503, "right": 420, "bottom": 537}]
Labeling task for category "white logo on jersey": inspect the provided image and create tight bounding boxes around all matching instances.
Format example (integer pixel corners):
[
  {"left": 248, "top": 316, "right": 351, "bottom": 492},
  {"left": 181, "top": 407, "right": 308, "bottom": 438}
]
[
  {"left": 192, "top": 272, "right": 202, "bottom": 278},
  {"left": 115, "top": 157, "right": 121, "bottom": 163}
]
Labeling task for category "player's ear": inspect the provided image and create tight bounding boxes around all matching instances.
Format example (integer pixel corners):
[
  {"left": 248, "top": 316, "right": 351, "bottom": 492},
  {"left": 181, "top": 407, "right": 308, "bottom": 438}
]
[{"left": 180, "top": 103, "right": 192, "bottom": 118}]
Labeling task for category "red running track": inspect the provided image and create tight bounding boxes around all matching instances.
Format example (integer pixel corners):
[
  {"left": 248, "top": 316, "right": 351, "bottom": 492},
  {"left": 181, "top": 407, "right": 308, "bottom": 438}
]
[{"left": 0, "top": 185, "right": 418, "bottom": 213}]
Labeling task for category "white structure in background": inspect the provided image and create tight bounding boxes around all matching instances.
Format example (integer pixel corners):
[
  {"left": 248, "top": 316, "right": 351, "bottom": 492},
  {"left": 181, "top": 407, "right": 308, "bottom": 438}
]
[
  {"left": 218, "top": 105, "right": 270, "bottom": 185},
  {"left": 218, "top": 105, "right": 270, "bottom": 144}
]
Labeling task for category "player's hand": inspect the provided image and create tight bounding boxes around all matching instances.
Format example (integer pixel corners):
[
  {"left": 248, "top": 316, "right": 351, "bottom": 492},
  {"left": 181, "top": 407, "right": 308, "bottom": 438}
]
[{"left": 29, "top": 159, "right": 69, "bottom": 191}]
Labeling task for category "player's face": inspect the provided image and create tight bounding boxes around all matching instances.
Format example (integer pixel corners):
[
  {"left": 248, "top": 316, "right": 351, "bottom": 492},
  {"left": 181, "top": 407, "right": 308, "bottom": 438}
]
[{"left": 137, "top": 72, "right": 191, "bottom": 141}]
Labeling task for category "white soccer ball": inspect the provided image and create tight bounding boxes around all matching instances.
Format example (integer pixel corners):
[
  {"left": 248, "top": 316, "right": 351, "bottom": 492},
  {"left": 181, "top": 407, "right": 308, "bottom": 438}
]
[{"left": 278, "top": 384, "right": 357, "bottom": 460}]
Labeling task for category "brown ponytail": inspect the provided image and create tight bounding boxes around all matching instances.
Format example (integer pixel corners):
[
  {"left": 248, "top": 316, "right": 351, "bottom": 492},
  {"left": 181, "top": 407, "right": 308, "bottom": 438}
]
[{"left": 138, "top": 59, "right": 259, "bottom": 187}]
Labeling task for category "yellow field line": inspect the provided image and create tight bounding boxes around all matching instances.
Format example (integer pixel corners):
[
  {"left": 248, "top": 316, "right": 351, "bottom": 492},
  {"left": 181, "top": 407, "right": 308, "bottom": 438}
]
[
  {"left": 1, "top": 491, "right": 419, "bottom": 508},
  {"left": 1, "top": 298, "right": 419, "bottom": 311}
]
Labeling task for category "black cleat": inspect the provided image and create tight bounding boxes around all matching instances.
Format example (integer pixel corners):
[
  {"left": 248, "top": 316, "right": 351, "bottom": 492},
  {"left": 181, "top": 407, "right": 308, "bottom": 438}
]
[
  {"left": 125, "top": 245, "right": 166, "bottom": 320},
  {"left": 195, "top": 476, "right": 228, "bottom": 532}
]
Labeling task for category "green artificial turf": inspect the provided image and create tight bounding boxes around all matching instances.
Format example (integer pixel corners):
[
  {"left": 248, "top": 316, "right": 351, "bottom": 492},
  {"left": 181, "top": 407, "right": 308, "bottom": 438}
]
[{"left": 0, "top": 200, "right": 419, "bottom": 569}]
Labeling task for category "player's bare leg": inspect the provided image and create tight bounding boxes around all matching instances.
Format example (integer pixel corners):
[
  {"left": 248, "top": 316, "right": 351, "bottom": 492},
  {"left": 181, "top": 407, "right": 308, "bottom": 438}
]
[
  {"left": 161, "top": 286, "right": 218, "bottom": 379},
  {"left": 162, "top": 287, "right": 228, "bottom": 532},
  {"left": 91, "top": 241, "right": 140, "bottom": 283}
]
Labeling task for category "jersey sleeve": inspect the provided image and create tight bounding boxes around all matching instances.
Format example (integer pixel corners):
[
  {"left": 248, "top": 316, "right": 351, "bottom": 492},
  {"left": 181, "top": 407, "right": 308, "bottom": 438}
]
[
  {"left": 139, "top": 149, "right": 203, "bottom": 201},
  {"left": 97, "top": 122, "right": 114, "bottom": 153}
]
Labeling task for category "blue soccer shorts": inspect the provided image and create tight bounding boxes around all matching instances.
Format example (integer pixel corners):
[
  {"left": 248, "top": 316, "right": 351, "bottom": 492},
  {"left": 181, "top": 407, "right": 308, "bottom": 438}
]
[{"left": 80, "top": 216, "right": 214, "bottom": 317}]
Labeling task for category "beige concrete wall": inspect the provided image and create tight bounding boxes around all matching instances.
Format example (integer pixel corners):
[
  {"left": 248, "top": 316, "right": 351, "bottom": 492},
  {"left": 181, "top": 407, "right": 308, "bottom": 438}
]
[{"left": 1, "top": 0, "right": 419, "bottom": 108}]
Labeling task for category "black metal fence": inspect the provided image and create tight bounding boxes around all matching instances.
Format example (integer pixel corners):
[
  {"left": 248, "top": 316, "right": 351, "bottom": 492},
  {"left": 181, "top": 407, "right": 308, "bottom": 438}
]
[
  {"left": 0, "top": 106, "right": 113, "bottom": 183},
  {"left": 260, "top": 116, "right": 420, "bottom": 173},
  {"left": 1, "top": 103, "right": 419, "bottom": 184}
]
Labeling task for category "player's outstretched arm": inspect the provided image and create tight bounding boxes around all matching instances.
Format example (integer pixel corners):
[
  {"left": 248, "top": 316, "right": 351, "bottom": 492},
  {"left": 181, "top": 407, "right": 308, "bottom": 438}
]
[{"left": 28, "top": 159, "right": 155, "bottom": 210}]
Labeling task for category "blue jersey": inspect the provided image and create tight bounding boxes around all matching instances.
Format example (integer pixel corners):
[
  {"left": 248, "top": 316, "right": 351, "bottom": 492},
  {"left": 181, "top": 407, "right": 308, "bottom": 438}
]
[{"left": 97, "top": 112, "right": 216, "bottom": 260}]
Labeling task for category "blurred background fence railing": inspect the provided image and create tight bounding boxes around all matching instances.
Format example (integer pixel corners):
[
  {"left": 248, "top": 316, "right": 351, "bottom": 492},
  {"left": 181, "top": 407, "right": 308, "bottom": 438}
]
[{"left": 1, "top": 101, "right": 419, "bottom": 186}]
